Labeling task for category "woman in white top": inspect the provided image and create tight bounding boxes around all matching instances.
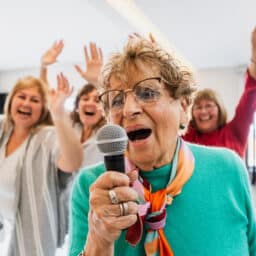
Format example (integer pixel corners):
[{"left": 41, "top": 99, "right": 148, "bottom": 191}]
[{"left": 0, "top": 74, "right": 83, "bottom": 256}]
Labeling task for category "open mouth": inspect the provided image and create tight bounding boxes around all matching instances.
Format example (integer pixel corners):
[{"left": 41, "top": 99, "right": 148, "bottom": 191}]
[
  {"left": 17, "top": 110, "right": 31, "bottom": 116},
  {"left": 127, "top": 128, "right": 152, "bottom": 141},
  {"left": 84, "top": 111, "right": 95, "bottom": 116}
]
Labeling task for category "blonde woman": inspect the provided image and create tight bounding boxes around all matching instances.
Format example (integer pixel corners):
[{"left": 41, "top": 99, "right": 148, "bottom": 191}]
[{"left": 0, "top": 74, "right": 83, "bottom": 256}]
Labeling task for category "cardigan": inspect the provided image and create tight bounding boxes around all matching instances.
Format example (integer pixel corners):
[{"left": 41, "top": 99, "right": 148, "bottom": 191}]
[{"left": 0, "top": 119, "right": 70, "bottom": 256}]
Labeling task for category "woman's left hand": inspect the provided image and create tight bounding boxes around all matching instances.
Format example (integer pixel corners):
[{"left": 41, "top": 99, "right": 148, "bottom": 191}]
[{"left": 49, "top": 73, "right": 72, "bottom": 120}]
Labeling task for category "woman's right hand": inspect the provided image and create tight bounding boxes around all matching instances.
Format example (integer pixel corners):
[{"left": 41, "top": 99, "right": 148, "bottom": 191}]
[{"left": 86, "top": 170, "right": 138, "bottom": 252}]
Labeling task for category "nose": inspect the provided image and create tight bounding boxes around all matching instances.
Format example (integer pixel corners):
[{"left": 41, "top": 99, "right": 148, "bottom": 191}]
[
  {"left": 122, "top": 93, "right": 142, "bottom": 119},
  {"left": 23, "top": 98, "right": 31, "bottom": 106}
]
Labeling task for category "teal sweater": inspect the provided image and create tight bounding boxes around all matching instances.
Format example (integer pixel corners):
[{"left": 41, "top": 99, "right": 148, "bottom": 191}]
[{"left": 68, "top": 143, "right": 256, "bottom": 256}]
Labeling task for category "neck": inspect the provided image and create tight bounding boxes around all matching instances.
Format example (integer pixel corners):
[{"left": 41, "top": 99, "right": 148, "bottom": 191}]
[
  {"left": 12, "top": 126, "right": 30, "bottom": 140},
  {"left": 81, "top": 126, "right": 93, "bottom": 143}
]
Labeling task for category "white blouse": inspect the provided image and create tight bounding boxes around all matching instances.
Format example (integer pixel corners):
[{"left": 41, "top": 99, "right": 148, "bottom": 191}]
[{"left": 0, "top": 136, "right": 28, "bottom": 223}]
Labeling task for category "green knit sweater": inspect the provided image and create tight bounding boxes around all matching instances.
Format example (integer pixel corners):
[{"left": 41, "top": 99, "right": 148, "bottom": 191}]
[{"left": 68, "top": 143, "right": 256, "bottom": 256}]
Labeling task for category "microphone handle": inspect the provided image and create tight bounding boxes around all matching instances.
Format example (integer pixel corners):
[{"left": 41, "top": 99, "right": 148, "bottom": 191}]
[{"left": 104, "top": 154, "right": 125, "bottom": 173}]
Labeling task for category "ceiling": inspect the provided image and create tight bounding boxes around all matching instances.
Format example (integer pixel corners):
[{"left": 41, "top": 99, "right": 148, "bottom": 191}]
[{"left": 0, "top": 0, "right": 255, "bottom": 72}]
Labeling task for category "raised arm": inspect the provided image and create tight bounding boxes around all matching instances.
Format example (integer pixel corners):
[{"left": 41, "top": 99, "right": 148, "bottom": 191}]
[
  {"left": 74, "top": 42, "right": 103, "bottom": 85},
  {"left": 40, "top": 40, "right": 64, "bottom": 86},
  {"left": 49, "top": 73, "right": 83, "bottom": 172},
  {"left": 249, "top": 26, "right": 256, "bottom": 79}
]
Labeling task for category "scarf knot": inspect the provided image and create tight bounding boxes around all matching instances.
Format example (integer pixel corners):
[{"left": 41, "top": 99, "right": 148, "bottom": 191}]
[{"left": 145, "top": 208, "right": 167, "bottom": 230}]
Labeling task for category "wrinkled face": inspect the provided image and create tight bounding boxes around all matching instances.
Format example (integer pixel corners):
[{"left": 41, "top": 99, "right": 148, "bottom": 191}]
[
  {"left": 107, "top": 64, "right": 185, "bottom": 171},
  {"left": 77, "top": 89, "right": 104, "bottom": 128},
  {"left": 10, "top": 87, "right": 44, "bottom": 130},
  {"left": 192, "top": 99, "right": 219, "bottom": 133}
]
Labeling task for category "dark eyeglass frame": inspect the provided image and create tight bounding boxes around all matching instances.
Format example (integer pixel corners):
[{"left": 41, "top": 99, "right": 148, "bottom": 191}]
[{"left": 99, "top": 76, "right": 172, "bottom": 114}]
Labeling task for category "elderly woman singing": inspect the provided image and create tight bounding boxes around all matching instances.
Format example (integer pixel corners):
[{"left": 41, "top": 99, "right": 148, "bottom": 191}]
[{"left": 68, "top": 36, "right": 256, "bottom": 256}]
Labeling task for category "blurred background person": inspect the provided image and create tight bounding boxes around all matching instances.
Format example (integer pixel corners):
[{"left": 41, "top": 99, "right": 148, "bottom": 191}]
[
  {"left": 0, "top": 74, "right": 83, "bottom": 256},
  {"left": 40, "top": 40, "right": 105, "bottom": 166},
  {"left": 183, "top": 26, "right": 256, "bottom": 158}
]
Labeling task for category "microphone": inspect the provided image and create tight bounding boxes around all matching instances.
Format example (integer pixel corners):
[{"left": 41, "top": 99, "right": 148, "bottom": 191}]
[{"left": 96, "top": 124, "right": 128, "bottom": 173}]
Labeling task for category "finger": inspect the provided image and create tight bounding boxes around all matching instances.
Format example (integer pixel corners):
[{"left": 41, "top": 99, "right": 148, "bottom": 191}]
[
  {"left": 57, "top": 73, "right": 64, "bottom": 90},
  {"left": 98, "top": 47, "right": 103, "bottom": 62},
  {"left": 90, "top": 171, "right": 130, "bottom": 191},
  {"left": 126, "top": 169, "right": 139, "bottom": 184},
  {"left": 90, "top": 42, "right": 98, "bottom": 59},
  {"left": 74, "top": 64, "right": 83, "bottom": 75},
  {"left": 90, "top": 186, "right": 138, "bottom": 208},
  {"left": 96, "top": 201, "right": 138, "bottom": 218},
  {"left": 60, "top": 73, "right": 69, "bottom": 92},
  {"left": 56, "top": 40, "right": 64, "bottom": 52},
  {"left": 83, "top": 45, "right": 89, "bottom": 64}
]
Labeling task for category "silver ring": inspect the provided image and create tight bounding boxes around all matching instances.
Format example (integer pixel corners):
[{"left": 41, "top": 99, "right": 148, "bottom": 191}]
[
  {"left": 108, "top": 190, "right": 118, "bottom": 204},
  {"left": 119, "top": 203, "right": 124, "bottom": 216},
  {"left": 119, "top": 202, "right": 129, "bottom": 216},
  {"left": 122, "top": 202, "right": 129, "bottom": 216}
]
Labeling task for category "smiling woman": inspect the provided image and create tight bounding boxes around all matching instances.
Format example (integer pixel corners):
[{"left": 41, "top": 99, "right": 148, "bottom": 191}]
[
  {"left": 0, "top": 75, "right": 83, "bottom": 256},
  {"left": 68, "top": 35, "right": 256, "bottom": 256},
  {"left": 183, "top": 26, "right": 256, "bottom": 158}
]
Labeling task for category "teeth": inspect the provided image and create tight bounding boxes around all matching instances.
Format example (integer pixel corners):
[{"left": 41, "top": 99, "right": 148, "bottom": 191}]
[
  {"left": 200, "top": 117, "right": 210, "bottom": 121},
  {"left": 18, "top": 110, "right": 31, "bottom": 115}
]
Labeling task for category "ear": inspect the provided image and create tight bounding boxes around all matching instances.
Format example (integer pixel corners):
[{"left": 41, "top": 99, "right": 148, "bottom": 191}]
[{"left": 179, "top": 97, "right": 189, "bottom": 128}]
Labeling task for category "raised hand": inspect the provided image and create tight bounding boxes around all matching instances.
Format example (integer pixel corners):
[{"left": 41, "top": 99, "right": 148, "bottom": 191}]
[
  {"left": 249, "top": 26, "right": 256, "bottom": 79},
  {"left": 251, "top": 27, "right": 256, "bottom": 61},
  {"left": 41, "top": 40, "right": 64, "bottom": 67},
  {"left": 74, "top": 42, "right": 103, "bottom": 84},
  {"left": 49, "top": 73, "right": 72, "bottom": 120}
]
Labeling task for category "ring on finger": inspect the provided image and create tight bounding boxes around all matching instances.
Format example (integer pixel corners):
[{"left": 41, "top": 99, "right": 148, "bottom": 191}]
[
  {"left": 109, "top": 189, "right": 118, "bottom": 204},
  {"left": 119, "top": 202, "right": 129, "bottom": 216},
  {"left": 122, "top": 202, "right": 129, "bottom": 216},
  {"left": 119, "top": 203, "right": 124, "bottom": 216}
]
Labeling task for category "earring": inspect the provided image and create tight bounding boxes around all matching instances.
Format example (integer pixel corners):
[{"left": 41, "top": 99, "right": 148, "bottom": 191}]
[{"left": 179, "top": 123, "right": 186, "bottom": 129}]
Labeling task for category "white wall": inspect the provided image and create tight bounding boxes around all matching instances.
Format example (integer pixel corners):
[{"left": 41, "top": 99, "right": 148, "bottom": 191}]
[{"left": 0, "top": 64, "right": 248, "bottom": 117}]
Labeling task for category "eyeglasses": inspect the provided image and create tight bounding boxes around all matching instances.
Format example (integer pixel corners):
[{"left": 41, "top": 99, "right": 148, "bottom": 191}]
[
  {"left": 193, "top": 103, "right": 217, "bottom": 112},
  {"left": 99, "top": 77, "right": 170, "bottom": 116}
]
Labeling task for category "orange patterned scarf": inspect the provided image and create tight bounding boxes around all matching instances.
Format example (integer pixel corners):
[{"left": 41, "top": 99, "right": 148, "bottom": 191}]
[{"left": 125, "top": 138, "right": 195, "bottom": 256}]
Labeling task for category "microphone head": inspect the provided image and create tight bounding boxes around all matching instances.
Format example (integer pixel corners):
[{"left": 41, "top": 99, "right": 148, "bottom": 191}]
[{"left": 96, "top": 124, "right": 128, "bottom": 156}]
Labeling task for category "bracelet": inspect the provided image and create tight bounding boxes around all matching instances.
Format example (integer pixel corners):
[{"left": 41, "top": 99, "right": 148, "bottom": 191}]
[{"left": 250, "top": 58, "right": 256, "bottom": 64}]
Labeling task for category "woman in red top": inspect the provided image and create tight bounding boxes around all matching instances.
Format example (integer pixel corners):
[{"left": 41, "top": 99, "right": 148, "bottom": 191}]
[{"left": 183, "top": 26, "right": 256, "bottom": 158}]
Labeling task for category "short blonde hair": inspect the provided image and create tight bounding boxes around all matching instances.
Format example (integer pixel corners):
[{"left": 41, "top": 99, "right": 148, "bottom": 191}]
[
  {"left": 100, "top": 37, "right": 197, "bottom": 108},
  {"left": 191, "top": 88, "right": 227, "bottom": 128},
  {"left": 4, "top": 76, "right": 52, "bottom": 132}
]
